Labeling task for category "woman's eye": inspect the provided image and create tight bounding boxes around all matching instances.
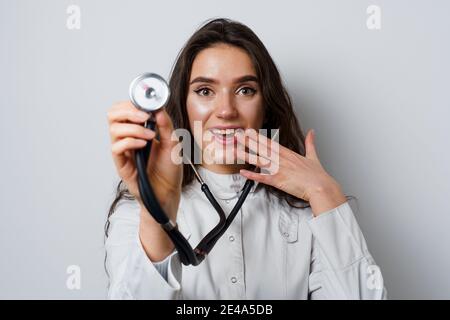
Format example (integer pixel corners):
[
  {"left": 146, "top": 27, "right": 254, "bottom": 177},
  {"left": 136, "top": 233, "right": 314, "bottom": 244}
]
[
  {"left": 238, "top": 87, "right": 256, "bottom": 96},
  {"left": 194, "top": 88, "right": 213, "bottom": 96}
]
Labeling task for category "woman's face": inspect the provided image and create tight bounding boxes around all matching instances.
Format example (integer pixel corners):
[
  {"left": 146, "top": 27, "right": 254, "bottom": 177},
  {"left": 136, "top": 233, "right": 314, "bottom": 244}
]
[{"left": 186, "top": 43, "right": 265, "bottom": 174}]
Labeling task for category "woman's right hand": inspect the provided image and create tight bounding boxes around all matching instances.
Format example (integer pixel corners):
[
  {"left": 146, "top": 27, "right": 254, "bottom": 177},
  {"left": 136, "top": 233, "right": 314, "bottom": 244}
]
[{"left": 107, "top": 101, "right": 182, "bottom": 222}]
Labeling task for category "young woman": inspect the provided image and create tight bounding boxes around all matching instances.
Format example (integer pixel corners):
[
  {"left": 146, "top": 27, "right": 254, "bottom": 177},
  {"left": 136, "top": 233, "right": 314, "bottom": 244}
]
[{"left": 105, "top": 18, "right": 386, "bottom": 299}]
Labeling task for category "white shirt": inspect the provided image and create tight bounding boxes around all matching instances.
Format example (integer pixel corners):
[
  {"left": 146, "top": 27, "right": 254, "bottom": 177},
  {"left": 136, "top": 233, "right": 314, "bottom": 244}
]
[{"left": 105, "top": 166, "right": 387, "bottom": 300}]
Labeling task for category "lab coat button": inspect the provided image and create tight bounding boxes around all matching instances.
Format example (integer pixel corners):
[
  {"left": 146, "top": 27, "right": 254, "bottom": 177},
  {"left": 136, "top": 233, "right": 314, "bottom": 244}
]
[
  {"left": 229, "top": 235, "right": 235, "bottom": 242},
  {"left": 283, "top": 232, "right": 289, "bottom": 238},
  {"left": 231, "top": 277, "right": 237, "bottom": 283},
  {"left": 225, "top": 200, "right": 230, "bottom": 204}
]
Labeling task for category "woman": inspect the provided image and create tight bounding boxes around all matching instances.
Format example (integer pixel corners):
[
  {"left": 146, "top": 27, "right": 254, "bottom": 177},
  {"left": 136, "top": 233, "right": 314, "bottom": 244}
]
[{"left": 105, "top": 18, "right": 386, "bottom": 299}]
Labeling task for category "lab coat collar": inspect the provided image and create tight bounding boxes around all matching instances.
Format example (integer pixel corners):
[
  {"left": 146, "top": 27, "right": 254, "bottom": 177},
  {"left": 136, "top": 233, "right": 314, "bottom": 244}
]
[{"left": 195, "top": 166, "right": 260, "bottom": 200}]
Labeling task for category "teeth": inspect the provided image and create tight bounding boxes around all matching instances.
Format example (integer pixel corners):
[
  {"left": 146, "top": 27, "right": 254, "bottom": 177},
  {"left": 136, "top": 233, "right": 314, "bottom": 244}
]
[{"left": 211, "top": 128, "right": 242, "bottom": 136}]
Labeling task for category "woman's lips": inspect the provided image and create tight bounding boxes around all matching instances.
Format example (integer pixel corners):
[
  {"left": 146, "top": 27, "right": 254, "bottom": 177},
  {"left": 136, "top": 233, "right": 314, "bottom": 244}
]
[{"left": 209, "top": 128, "right": 244, "bottom": 145}]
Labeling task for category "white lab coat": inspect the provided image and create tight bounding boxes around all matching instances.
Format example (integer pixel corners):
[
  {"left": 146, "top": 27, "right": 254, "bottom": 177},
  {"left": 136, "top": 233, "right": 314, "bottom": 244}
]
[{"left": 105, "top": 166, "right": 387, "bottom": 299}]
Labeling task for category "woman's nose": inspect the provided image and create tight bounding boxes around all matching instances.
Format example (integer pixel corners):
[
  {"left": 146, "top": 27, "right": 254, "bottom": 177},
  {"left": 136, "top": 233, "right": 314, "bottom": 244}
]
[{"left": 214, "top": 93, "right": 238, "bottom": 119}]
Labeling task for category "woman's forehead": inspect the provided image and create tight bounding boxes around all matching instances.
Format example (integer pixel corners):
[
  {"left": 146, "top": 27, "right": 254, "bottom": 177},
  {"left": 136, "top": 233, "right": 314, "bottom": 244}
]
[{"left": 190, "top": 44, "right": 257, "bottom": 83}]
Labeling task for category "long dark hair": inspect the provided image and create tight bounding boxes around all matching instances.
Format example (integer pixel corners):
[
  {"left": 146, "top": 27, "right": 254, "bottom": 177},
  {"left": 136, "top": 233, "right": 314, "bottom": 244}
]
[{"left": 104, "top": 17, "right": 356, "bottom": 275}]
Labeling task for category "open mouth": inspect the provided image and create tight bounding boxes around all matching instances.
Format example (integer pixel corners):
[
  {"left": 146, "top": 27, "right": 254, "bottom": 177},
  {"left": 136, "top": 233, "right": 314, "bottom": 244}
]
[{"left": 209, "top": 128, "right": 244, "bottom": 145}]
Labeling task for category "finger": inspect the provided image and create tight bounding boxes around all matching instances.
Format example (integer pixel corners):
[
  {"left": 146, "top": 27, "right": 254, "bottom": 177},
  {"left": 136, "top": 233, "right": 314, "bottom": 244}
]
[
  {"left": 109, "top": 100, "right": 139, "bottom": 112},
  {"left": 305, "top": 129, "right": 319, "bottom": 161},
  {"left": 237, "top": 129, "right": 281, "bottom": 158},
  {"left": 110, "top": 122, "right": 156, "bottom": 143},
  {"left": 153, "top": 108, "right": 175, "bottom": 146},
  {"left": 108, "top": 105, "right": 150, "bottom": 124},
  {"left": 237, "top": 135, "right": 279, "bottom": 166},
  {"left": 111, "top": 137, "right": 147, "bottom": 168},
  {"left": 235, "top": 149, "right": 272, "bottom": 168},
  {"left": 239, "top": 169, "right": 273, "bottom": 185}
]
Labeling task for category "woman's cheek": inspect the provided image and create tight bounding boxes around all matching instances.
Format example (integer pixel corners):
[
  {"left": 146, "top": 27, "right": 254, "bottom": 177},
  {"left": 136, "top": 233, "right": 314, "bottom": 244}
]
[
  {"left": 190, "top": 98, "right": 213, "bottom": 117},
  {"left": 187, "top": 95, "right": 214, "bottom": 122},
  {"left": 187, "top": 97, "right": 214, "bottom": 147},
  {"left": 240, "top": 100, "right": 264, "bottom": 128}
]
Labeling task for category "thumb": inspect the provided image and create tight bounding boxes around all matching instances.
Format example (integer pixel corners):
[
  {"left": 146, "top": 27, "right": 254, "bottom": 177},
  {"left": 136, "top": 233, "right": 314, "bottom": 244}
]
[
  {"left": 154, "top": 108, "right": 175, "bottom": 145},
  {"left": 305, "top": 129, "right": 320, "bottom": 161}
]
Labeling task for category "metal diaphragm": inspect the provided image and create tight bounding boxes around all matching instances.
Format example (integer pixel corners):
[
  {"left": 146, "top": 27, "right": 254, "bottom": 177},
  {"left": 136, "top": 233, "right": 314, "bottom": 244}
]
[{"left": 129, "top": 73, "right": 170, "bottom": 112}]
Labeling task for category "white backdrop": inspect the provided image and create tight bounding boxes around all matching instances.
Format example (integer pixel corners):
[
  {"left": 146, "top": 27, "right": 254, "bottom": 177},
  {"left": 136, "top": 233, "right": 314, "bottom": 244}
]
[{"left": 1, "top": 0, "right": 449, "bottom": 299}]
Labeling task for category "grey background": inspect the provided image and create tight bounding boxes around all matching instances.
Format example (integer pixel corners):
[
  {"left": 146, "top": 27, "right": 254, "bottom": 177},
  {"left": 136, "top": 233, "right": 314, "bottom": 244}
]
[{"left": 0, "top": 0, "right": 449, "bottom": 299}]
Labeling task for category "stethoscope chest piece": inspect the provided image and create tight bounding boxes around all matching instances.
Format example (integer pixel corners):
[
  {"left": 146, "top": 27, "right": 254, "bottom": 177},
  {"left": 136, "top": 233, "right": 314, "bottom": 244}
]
[{"left": 129, "top": 73, "right": 170, "bottom": 112}]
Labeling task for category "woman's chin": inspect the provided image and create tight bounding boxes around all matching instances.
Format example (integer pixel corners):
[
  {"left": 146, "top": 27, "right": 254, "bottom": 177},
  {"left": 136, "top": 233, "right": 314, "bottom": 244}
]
[{"left": 202, "top": 147, "right": 243, "bottom": 166}]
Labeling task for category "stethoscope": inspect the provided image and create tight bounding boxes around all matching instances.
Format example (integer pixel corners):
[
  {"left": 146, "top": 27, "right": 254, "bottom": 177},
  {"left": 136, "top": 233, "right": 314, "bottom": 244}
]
[{"left": 129, "top": 73, "right": 257, "bottom": 266}]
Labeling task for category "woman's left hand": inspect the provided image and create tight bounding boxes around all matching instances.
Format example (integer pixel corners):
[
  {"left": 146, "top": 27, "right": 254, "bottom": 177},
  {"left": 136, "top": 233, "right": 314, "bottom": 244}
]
[{"left": 237, "top": 129, "right": 347, "bottom": 217}]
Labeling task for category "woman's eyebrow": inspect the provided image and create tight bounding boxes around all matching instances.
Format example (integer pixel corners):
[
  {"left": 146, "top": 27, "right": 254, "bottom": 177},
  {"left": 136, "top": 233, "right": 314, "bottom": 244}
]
[
  {"left": 189, "top": 76, "right": 216, "bottom": 85},
  {"left": 189, "top": 75, "right": 259, "bottom": 85},
  {"left": 235, "top": 75, "right": 258, "bottom": 83}
]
